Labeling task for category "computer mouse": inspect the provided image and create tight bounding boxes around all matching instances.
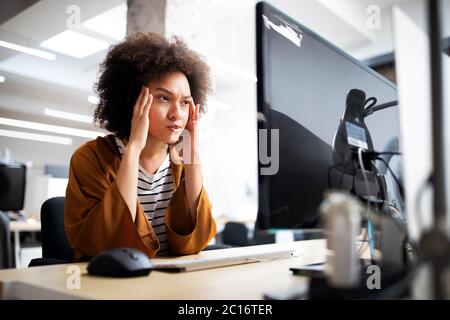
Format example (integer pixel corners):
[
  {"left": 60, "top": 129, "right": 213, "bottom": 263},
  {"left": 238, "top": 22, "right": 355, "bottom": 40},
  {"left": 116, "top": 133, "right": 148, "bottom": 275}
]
[{"left": 87, "top": 247, "right": 153, "bottom": 278}]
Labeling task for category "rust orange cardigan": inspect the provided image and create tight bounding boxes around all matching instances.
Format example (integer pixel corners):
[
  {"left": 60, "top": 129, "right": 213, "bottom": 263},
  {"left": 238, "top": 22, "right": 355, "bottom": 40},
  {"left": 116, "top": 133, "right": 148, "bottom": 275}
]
[{"left": 64, "top": 135, "right": 216, "bottom": 261}]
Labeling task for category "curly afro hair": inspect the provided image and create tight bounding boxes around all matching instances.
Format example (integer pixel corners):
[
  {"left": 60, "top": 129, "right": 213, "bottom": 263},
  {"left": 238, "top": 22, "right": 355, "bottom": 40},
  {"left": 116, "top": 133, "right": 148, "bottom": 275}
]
[{"left": 94, "top": 32, "right": 213, "bottom": 139}]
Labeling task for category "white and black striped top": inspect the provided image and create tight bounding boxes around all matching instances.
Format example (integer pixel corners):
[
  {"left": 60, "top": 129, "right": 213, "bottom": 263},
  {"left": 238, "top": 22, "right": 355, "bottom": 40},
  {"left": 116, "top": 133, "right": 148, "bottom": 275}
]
[{"left": 115, "top": 137, "right": 173, "bottom": 256}]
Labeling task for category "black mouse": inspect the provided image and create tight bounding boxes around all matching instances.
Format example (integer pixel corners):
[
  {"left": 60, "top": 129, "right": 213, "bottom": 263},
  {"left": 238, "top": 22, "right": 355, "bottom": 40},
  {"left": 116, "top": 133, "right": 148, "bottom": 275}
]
[{"left": 87, "top": 247, "right": 153, "bottom": 278}]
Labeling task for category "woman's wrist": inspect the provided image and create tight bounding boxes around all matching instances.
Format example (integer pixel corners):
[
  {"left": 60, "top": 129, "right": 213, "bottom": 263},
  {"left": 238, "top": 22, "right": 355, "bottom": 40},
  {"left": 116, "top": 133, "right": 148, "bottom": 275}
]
[
  {"left": 189, "top": 129, "right": 200, "bottom": 164},
  {"left": 124, "top": 143, "right": 141, "bottom": 158}
]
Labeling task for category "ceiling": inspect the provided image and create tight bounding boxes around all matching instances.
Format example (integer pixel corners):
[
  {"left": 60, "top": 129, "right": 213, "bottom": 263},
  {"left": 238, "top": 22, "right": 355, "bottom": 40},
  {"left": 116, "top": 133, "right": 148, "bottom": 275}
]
[{"left": 0, "top": 0, "right": 412, "bottom": 129}]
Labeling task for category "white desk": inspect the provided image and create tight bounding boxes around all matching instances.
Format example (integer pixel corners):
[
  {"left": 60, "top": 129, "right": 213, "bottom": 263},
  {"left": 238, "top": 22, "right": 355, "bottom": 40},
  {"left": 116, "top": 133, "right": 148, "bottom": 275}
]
[{"left": 0, "top": 240, "right": 327, "bottom": 300}]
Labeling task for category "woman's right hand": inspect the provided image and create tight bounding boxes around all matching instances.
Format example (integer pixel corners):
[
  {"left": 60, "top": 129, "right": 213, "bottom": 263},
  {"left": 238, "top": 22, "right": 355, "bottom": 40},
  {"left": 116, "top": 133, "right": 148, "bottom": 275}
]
[{"left": 127, "top": 86, "right": 153, "bottom": 153}]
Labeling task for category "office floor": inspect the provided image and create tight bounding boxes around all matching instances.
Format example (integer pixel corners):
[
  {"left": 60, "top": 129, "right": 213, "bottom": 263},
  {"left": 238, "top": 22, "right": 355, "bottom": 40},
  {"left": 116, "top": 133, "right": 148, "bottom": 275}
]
[
  {"left": 18, "top": 247, "right": 41, "bottom": 268},
  {"left": 12, "top": 231, "right": 42, "bottom": 268}
]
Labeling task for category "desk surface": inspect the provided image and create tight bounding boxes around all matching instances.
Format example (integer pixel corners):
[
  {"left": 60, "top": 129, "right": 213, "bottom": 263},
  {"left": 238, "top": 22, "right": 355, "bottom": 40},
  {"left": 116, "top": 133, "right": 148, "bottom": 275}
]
[
  {"left": 0, "top": 240, "right": 327, "bottom": 300},
  {"left": 9, "top": 220, "right": 41, "bottom": 232}
]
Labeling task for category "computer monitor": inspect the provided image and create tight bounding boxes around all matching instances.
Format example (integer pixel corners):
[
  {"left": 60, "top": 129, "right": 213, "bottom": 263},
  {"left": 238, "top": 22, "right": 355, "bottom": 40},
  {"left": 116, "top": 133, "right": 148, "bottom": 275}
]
[
  {"left": 0, "top": 162, "right": 26, "bottom": 211},
  {"left": 256, "top": 2, "right": 402, "bottom": 230}
]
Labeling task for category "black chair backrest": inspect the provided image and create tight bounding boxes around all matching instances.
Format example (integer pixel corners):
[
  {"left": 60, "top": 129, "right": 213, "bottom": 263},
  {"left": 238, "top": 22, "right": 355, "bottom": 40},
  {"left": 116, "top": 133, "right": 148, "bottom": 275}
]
[
  {"left": 222, "top": 222, "right": 252, "bottom": 246},
  {"left": 40, "top": 197, "right": 74, "bottom": 261},
  {"left": 0, "top": 211, "right": 12, "bottom": 269}
]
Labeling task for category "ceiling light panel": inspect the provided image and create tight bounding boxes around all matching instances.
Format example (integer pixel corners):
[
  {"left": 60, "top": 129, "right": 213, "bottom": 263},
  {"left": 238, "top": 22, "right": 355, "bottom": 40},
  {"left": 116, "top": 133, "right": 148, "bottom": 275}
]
[
  {"left": 82, "top": 4, "right": 127, "bottom": 40},
  {"left": 40, "top": 30, "right": 109, "bottom": 59},
  {"left": 0, "top": 129, "right": 73, "bottom": 145},
  {"left": 0, "top": 39, "right": 56, "bottom": 60}
]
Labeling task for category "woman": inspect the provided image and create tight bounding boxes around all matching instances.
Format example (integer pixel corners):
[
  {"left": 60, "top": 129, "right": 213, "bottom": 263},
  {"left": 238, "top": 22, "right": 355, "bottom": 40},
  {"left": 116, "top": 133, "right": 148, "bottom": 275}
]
[{"left": 64, "top": 33, "right": 216, "bottom": 261}]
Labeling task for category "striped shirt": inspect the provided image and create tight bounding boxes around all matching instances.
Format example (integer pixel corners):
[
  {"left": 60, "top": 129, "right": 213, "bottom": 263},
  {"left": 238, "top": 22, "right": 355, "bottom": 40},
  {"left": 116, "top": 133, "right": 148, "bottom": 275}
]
[{"left": 114, "top": 137, "right": 173, "bottom": 256}]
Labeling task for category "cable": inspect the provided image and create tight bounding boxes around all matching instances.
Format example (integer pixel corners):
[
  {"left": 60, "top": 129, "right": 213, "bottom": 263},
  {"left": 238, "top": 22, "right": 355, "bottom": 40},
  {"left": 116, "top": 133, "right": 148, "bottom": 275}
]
[
  {"left": 364, "top": 97, "right": 377, "bottom": 110},
  {"left": 358, "top": 147, "right": 375, "bottom": 263},
  {"left": 353, "top": 163, "right": 369, "bottom": 257},
  {"left": 358, "top": 147, "right": 371, "bottom": 209},
  {"left": 361, "top": 150, "right": 403, "bottom": 196},
  {"left": 363, "top": 98, "right": 398, "bottom": 118},
  {"left": 363, "top": 151, "right": 402, "bottom": 159},
  {"left": 370, "top": 160, "right": 409, "bottom": 231},
  {"left": 376, "top": 151, "right": 402, "bottom": 155},
  {"left": 362, "top": 97, "right": 377, "bottom": 117},
  {"left": 374, "top": 157, "right": 404, "bottom": 197},
  {"left": 372, "top": 100, "right": 399, "bottom": 113}
]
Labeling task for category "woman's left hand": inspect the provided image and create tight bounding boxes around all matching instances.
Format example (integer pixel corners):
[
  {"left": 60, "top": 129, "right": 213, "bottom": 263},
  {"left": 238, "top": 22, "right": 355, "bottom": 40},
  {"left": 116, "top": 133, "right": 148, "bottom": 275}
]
[
  {"left": 183, "top": 99, "right": 201, "bottom": 165},
  {"left": 185, "top": 99, "right": 200, "bottom": 135},
  {"left": 183, "top": 100, "right": 203, "bottom": 220}
]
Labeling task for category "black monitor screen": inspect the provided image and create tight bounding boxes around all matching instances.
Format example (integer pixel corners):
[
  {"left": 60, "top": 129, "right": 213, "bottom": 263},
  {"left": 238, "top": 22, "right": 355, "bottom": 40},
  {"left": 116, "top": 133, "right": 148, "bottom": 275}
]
[
  {"left": 256, "top": 2, "right": 400, "bottom": 230},
  {"left": 0, "top": 163, "right": 26, "bottom": 211}
]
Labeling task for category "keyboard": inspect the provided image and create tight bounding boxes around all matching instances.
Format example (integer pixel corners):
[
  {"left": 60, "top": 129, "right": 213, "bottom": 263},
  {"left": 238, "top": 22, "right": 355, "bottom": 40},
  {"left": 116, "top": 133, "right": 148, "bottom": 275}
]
[{"left": 151, "top": 247, "right": 297, "bottom": 272}]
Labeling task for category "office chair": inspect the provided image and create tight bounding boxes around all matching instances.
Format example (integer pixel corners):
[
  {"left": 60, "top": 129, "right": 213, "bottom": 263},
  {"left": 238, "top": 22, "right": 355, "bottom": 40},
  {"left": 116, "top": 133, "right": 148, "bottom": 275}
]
[
  {"left": 0, "top": 211, "right": 12, "bottom": 269},
  {"left": 222, "top": 222, "right": 254, "bottom": 246},
  {"left": 28, "top": 197, "right": 74, "bottom": 267},
  {"left": 40, "top": 197, "right": 74, "bottom": 261},
  {"left": 28, "top": 197, "right": 229, "bottom": 267}
]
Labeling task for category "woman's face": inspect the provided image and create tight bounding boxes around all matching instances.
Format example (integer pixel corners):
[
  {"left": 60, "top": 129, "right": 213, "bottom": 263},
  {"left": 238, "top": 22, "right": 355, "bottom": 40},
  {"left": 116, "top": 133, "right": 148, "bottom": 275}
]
[{"left": 147, "top": 71, "right": 191, "bottom": 144}]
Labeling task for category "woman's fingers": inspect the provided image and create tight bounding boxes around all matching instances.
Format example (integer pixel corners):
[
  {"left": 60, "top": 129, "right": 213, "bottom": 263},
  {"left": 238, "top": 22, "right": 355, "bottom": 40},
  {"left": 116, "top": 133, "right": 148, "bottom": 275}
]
[
  {"left": 133, "top": 86, "right": 145, "bottom": 117},
  {"left": 139, "top": 87, "right": 149, "bottom": 116},
  {"left": 189, "top": 99, "right": 195, "bottom": 121},
  {"left": 143, "top": 93, "right": 153, "bottom": 117},
  {"left": 128, "top": 86, "right": 151, "bottom": 151},
  {"left": 187, "top": 100, "right": 201, "bottom": 125},
  {"left": 196, "top": 104, "right": 200, "bottom": 121}
]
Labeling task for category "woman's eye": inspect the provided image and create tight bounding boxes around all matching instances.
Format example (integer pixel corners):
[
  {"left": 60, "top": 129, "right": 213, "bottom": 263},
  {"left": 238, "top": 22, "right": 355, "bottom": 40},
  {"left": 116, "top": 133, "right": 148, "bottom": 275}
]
[
  {"left": 183, "top": 100, "right": 190, "bottom": 106},
  {"left": 158, "top": 96, "right": 169, "bottom": 102}
]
